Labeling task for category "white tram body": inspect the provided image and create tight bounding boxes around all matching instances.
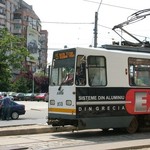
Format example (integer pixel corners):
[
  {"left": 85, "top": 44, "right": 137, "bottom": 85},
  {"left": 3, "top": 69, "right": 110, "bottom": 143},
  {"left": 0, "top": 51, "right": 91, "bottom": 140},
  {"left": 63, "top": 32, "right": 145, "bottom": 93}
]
[{"left": 48, "top": 45, "right": 150, "bottom": 133}]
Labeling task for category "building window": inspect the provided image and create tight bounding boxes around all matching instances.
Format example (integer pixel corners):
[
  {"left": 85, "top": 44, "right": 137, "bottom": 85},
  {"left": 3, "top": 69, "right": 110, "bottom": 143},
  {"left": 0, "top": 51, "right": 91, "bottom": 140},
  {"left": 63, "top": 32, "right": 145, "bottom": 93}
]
[
  {"left": 0, "top": 7, "right": 4, "bottom": 15},
  {"left": 0, "top": 0, "right": 5, "bottom": 5},
  {"left": 14, "top": 24, "right": 21, "bottom": 29},
  {"left": 14, "top": 13, "right": 22, "bottom": 19}
]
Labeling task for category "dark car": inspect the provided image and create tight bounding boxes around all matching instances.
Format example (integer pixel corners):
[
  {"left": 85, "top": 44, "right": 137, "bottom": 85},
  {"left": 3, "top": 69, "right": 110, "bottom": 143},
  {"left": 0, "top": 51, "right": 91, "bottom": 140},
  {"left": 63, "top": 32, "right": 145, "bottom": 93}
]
[
  {"left": 24, "top": 93, "right": 36, "bottom": 101},
  {"left": 0, "top": 99, "right": 26, "bottom": 120},
  {"left": 13, "top": 93, "right": 25, "bottom": 101}
]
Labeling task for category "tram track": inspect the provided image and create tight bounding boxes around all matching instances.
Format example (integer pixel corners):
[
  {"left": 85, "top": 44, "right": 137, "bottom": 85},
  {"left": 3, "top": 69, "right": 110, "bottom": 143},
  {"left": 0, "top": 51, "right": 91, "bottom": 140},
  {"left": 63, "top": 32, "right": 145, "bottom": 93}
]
[{"left": 0, "top": 128, "right": 150, "bottom": 150}]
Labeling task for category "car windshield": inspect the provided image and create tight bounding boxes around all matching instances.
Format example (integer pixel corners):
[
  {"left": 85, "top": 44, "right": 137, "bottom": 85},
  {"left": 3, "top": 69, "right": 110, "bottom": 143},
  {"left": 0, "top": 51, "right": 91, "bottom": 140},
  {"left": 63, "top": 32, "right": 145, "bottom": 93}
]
[
  {"left": 25, "top": 93, "right": 33, "bottom": 96},
  {"left": 38, "top": 93, "right": 45, "bottom": 96}
]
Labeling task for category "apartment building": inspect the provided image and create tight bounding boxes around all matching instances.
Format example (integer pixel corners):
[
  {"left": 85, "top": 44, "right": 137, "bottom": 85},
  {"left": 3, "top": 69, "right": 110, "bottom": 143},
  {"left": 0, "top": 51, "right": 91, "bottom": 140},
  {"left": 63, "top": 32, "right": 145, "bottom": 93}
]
[
  {"left": 40, "top": 30, "right": 48, "bottom": 75},
  {"left": 0, "top": 0, "right": 48, "bottom": 74}
]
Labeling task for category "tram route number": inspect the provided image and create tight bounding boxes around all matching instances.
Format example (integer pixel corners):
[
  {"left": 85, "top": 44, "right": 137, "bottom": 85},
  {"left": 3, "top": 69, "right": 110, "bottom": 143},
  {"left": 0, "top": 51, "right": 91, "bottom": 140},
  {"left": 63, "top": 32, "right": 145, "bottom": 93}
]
[{"left": 57, "top": 102, "right": 63, "bottom": 106}]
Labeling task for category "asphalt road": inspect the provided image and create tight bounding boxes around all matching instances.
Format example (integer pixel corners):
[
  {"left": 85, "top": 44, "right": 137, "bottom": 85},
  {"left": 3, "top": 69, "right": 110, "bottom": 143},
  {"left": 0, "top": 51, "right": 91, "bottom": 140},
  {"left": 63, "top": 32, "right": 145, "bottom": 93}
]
[
  {"left": 0, "top": 129, "right": 150, "bottom": 150},
  {"left": 0, "top": 101, "right": 48, "bottom": 127},
  {"left": 0, "top": 101, "right": 150, "bottom": 150}
]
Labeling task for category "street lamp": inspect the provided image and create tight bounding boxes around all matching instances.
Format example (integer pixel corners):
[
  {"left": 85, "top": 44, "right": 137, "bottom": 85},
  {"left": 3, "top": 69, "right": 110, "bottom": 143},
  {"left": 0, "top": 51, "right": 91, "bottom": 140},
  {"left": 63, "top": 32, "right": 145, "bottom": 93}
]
[
  {"left": 32, "top": 73, "right": 34, "bottom": 94},
  {"left": 32, "top": 65, "right": 36, "bottom": 94}
]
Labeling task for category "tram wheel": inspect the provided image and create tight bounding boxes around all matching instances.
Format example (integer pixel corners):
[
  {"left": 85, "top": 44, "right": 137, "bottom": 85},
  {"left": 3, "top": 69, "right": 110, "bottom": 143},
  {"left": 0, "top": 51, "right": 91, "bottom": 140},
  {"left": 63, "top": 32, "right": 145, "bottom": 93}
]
[
  {"left": 126, "top": 116, "right": 139, "bottom": 134},
  {"left": 102, "top": 128, "right": 109, "bottom": 132}
]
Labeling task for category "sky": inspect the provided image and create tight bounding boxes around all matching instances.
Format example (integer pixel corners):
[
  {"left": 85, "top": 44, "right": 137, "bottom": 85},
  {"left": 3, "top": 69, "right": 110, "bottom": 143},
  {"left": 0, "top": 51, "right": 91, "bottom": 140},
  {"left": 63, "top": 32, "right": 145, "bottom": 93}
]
[{"left": 24, "top": 0, "right": 150, "bottom": 63}]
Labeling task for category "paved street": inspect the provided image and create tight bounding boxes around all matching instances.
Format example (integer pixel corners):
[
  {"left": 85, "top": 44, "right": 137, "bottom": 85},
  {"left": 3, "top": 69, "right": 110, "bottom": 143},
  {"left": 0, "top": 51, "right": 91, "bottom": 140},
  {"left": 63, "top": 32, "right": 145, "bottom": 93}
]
[
  {"left": 0, "top": 101, "right": 150, "bottom": 149},
  {"left": 0, "top": 101, "right": 48, "bottom": 127},
  {"left": 0, "top": 129, "right": 150, "bottom": 150}
]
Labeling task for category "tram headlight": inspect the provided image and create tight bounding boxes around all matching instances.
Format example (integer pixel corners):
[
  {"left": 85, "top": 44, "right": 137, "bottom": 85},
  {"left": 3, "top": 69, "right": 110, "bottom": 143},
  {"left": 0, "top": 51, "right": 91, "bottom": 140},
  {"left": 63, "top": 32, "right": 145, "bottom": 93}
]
[
  {"left": 66, "top": 100, "right": 72, "bottom": 106},
  {"left": 50, "top": 99, "right": 55, "bottom": 105}
]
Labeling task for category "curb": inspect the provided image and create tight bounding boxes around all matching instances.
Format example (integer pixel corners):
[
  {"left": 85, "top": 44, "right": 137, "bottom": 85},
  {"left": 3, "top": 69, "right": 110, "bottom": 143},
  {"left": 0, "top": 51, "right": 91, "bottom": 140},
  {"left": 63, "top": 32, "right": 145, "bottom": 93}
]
[{"left": 0, "top": 124, "right": 76, "bottom": 136}]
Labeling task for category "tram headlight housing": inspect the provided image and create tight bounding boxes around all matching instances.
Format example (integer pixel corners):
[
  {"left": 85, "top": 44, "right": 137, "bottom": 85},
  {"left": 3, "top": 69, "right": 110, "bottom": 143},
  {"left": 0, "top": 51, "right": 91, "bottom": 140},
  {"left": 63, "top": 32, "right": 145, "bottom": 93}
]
[
  {"left": 66, "top": 100, "right": 72, "bottom": 106},
  {"left": 50, "top": 99, "right": 55, "bottom": 105}
]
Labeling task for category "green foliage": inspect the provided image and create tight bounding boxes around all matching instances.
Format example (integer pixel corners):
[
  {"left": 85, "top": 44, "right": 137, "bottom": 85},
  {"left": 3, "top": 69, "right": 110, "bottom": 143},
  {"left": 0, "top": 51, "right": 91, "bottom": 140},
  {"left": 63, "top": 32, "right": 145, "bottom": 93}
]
[
  {"left": 11, "top": 72, "right": 48, "bottom": 93},
  {"left": 0, "top": 28, "right": 33, "bottom": 91},
  {"left": 11, "top": 77, "right": 31, "bottom": 93}
]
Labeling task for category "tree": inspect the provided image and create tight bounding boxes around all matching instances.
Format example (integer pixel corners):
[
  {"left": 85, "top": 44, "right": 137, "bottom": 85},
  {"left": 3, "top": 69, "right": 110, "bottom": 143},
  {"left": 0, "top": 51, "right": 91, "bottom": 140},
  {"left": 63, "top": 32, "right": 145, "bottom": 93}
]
[
  {"left": 0, "top": 28, "right": 33, "bottom": 91},
  {"left": 24, "top": 71, "right": 48, "bottom": 93},
  {"left": 11, "top": 77, "right": 31, "bottom": 93},
  {"left": 34, "top": 75, "right": 48, "bottom": 92}
]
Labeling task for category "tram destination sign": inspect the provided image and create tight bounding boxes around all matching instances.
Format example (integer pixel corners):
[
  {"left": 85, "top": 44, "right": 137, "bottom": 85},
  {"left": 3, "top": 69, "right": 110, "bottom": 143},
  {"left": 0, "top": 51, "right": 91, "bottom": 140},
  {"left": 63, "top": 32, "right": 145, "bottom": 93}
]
[{"left": 54, "top": 49, "right": 75, "bottom": 60}]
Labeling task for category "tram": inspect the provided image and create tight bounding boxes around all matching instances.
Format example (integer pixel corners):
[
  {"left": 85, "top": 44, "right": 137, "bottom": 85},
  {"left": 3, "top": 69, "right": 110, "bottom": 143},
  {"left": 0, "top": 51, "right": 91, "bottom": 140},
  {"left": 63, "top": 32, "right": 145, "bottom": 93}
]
[{"left": 47, "top": 44, "right": 150, "bottom": 133}]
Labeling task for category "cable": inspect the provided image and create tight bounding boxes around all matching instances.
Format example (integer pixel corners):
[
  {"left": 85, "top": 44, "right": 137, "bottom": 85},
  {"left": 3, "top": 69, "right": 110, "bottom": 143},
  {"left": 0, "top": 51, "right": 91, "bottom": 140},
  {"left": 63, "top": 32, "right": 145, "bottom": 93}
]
[
  {"left": 98, "top": 24, "right": 150, "bottom": 41},
  {"left": 83, "top": 0, "right": 138, "bottom": 11},
  {"left": 102, "top": 2, "right": 138, "bottom": 11},
  {"left": 97, "top": 0, "right": 103, "bottom": 12},
  {"left": 98, "top": 24, "right": 111, "bottom": 29},
  {"left": 41, "top": 21, "right": 94, "bottom": 25}
]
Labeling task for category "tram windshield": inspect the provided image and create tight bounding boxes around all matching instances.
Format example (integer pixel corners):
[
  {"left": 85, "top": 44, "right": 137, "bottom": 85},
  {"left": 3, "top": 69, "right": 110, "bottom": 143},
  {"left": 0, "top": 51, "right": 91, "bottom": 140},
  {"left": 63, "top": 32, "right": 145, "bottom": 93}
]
[{"left": 51, "top": 49, "right": 76, "bottom": 86}]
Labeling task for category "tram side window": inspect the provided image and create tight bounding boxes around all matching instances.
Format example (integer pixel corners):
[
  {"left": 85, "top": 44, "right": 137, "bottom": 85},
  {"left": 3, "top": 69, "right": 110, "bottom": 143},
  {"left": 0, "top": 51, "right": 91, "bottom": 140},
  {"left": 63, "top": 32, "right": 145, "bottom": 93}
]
[
  {"left": 129, "top": 58, "right": 150, "bottom": 86},
  {"left": 88, "top": 56, "right": 106, "bottom": 86},
  {"left": 76, "top": 55, "right": 86, "bottom": 85}
]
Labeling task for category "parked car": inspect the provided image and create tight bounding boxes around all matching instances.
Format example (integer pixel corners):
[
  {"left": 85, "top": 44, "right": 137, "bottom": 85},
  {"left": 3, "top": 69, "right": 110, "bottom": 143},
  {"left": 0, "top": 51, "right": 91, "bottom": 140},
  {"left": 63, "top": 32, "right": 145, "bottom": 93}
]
[
  {"left": 13, "top": 93, "right": 25, "bottom": 101},
  {"left": 8, "top": 92, "right": 16, "bottom": 97},
  {"left": 44, "top": 93, "right": 49, "bottom": 102},
  {"left": 9, "top": 96, "right": 14, "bottom": 101},
  {"left": 0, "top": 95, "right": 3, "bottom": 100},
  {"left": 24, "top": 93, "right": 36, "bottom": 101},
  {"left": 35, "top": 93, "right": 47, "bottom": 101},
  {"left": 0, "top": 99, "right": 26, "bottom": 120}
]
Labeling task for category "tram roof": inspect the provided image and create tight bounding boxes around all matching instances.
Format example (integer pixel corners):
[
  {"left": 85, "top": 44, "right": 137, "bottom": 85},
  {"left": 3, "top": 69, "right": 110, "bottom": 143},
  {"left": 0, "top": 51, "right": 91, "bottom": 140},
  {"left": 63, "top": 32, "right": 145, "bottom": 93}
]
[
  {"left": 54, "top": 44, "right": 150, "bottom": 56},
  {"left": 101, "top": 44, "right": 150, "bottom": 54}
]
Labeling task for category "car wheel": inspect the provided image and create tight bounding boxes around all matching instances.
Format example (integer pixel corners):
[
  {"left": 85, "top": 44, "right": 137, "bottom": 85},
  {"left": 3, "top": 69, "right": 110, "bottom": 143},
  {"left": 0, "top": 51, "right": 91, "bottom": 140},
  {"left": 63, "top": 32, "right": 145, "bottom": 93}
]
[{"left": 11, "top": 112, "right": 19, "bottom": 120}]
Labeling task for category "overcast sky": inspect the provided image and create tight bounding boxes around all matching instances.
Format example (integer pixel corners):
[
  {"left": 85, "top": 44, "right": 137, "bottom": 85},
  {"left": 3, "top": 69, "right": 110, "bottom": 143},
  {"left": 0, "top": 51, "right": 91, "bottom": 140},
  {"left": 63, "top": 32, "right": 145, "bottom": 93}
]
[{"left": 24, "top": 0, "right": 150, "bottom": 63}]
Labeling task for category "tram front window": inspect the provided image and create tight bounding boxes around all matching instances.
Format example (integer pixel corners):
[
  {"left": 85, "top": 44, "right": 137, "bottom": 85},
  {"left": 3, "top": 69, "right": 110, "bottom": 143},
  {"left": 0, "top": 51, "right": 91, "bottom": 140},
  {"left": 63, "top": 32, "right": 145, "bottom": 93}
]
[
  {"left": 51, "top": 67, "right": 74, "bottom": 86},
  {"left": 51, "top": 50, "right": 75, "bottom": 86}
]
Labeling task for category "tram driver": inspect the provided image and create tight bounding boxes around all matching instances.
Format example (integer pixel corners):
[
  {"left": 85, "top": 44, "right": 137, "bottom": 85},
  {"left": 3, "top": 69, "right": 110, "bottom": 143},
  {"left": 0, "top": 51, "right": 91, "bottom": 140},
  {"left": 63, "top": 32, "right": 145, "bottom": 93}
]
[{"left": 76, "top": 63, "right": 86, "bottom": 85}]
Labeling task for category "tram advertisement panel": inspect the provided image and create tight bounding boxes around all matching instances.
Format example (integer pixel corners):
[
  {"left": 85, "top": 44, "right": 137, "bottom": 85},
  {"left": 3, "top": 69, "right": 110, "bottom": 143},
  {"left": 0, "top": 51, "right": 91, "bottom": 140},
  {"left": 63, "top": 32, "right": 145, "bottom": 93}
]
[{"left": 76, "top": 87, "right": 150, "bottom": 118}]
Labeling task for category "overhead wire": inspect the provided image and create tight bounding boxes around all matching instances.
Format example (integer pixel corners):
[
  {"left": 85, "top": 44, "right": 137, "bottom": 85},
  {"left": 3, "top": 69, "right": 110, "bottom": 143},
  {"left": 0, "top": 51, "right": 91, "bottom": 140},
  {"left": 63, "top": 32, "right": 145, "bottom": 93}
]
[
  {"left": 40, "top": 0, "right": 138, "bottom": 25},
  {"left": 43, "top": 1, "right": 150, "bottom": 47},
  {"left": 41, "top": 21, "right": 94, "bottom": 24},
  {"left": 83, "top": 0, "right": 138, "bottom": 11},
  {"left": 86, "top": 0, "right": 150, "bottom": 46},
  {"left": 97, "top": 0, "right": 103, "bottom": 12}
]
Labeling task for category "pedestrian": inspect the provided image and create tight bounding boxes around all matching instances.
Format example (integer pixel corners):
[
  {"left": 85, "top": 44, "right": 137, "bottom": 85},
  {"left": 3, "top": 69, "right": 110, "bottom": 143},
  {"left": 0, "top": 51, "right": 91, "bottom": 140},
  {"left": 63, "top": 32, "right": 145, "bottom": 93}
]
[
  {"left": 0, "top": 102, "right": 2, "bottom": 119},
  {"left": 1, "top": 94, "right": 11, "bottom": 120}
]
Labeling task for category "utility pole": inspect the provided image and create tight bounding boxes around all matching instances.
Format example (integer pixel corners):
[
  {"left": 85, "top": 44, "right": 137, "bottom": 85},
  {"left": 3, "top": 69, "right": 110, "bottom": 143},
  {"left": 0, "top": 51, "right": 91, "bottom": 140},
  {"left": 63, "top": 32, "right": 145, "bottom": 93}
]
[{"left": 94, "top": 12, "right": 98, "bottom": 48}]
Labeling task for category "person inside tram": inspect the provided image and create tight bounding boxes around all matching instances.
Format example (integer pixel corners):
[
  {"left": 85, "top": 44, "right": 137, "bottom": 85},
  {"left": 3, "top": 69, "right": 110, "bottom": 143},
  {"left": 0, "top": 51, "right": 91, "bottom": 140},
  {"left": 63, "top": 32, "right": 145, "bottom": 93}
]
[
  {"left": 130, "top": 76, "right": 136, "bottom": 86},
  {"left": 62, "top": 73, "right": 74, "bottom": 85},
  {"left": 76, "top": 63, "right": 86, "bottom": 85}
]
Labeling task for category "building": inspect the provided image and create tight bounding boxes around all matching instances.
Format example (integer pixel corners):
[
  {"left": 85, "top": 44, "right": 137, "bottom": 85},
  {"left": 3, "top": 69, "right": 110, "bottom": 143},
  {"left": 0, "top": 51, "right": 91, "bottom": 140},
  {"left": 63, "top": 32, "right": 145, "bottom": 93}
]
[
  {"left": 0, "top": 0, "right": 48, "bottom": 74},
  {"left": 40, "top": 30, "right": 48, "bottom": 75}
]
